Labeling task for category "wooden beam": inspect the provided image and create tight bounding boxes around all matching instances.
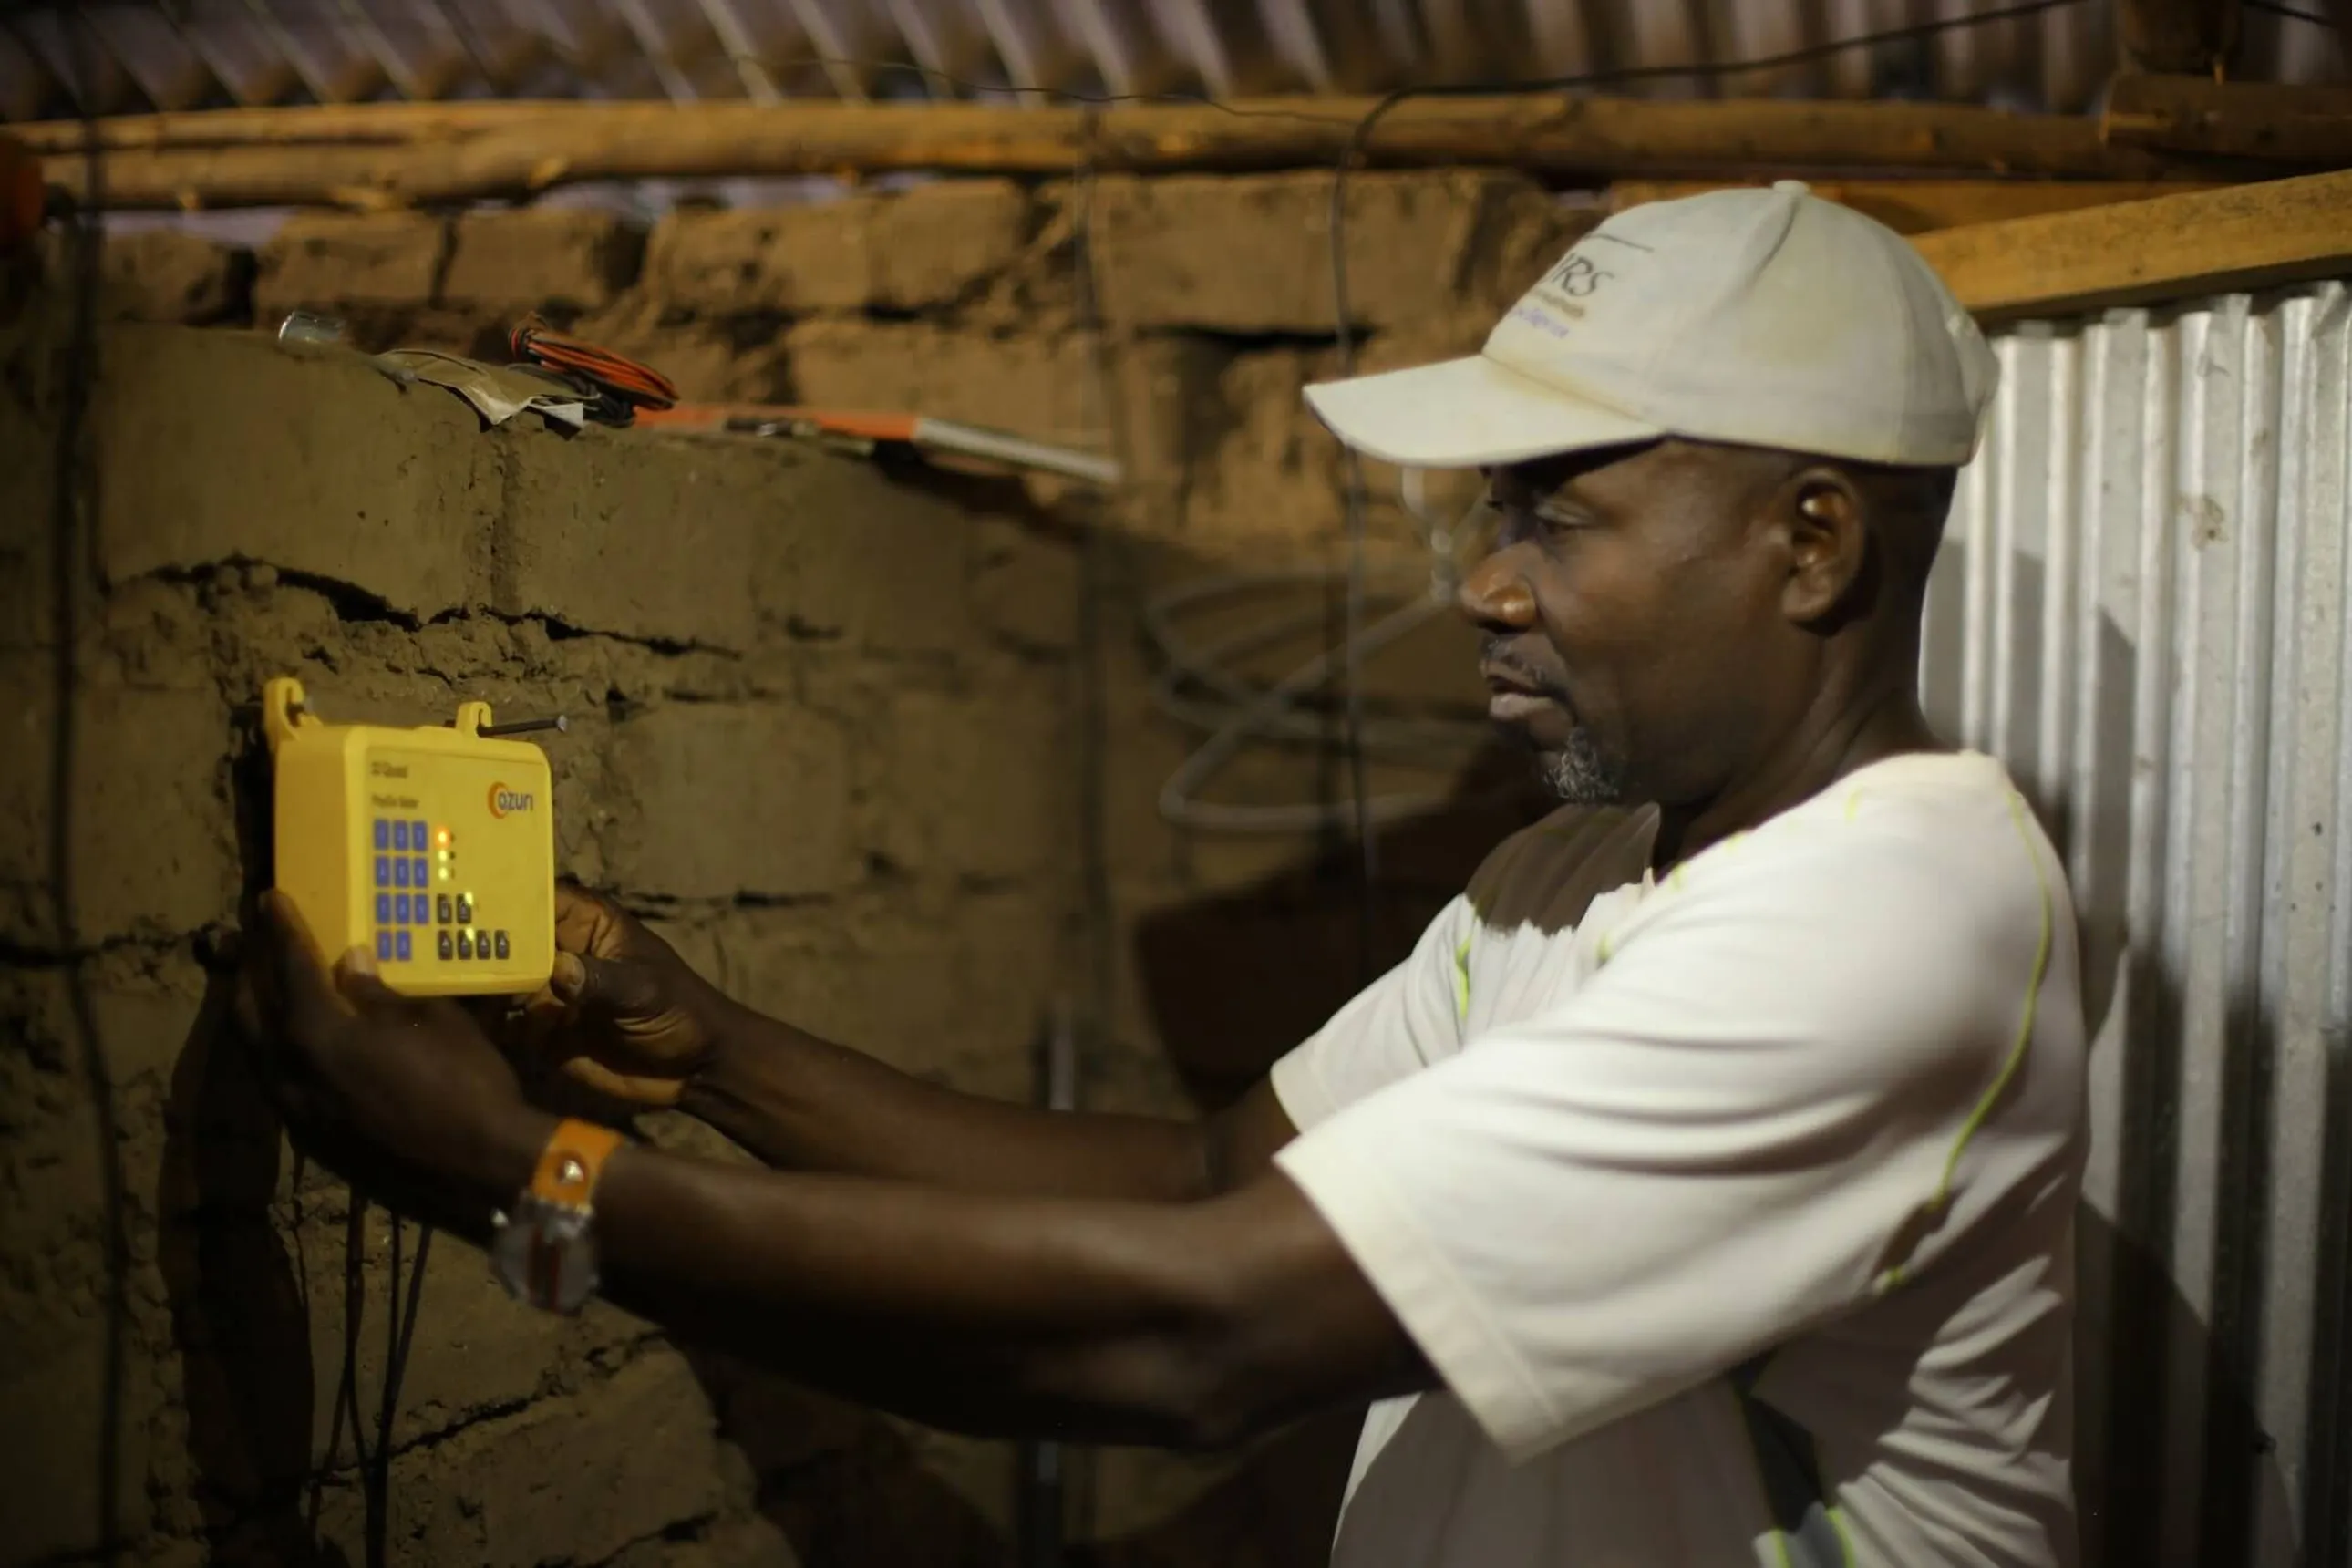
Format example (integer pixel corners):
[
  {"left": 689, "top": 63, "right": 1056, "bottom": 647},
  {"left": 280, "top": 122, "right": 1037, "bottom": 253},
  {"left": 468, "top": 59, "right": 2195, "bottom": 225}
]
[
  {"left": 18, "top": 95, "right": 2244, "bottom": 210},
  {"left": 2102, "top": 74, "right": 2352, "bottom": 162},
  {"left": 1606, "top": 177, "right": 2225, "bottom": 233},
  {"left": 2114, "top": 0, "right": 2242, "bottom": 75},
  {"left": 1911, "top": 168, "right": 2352, "bottom": 321},
  {"left": 7, "top": 101, "right": 593, "bottom": 155}
]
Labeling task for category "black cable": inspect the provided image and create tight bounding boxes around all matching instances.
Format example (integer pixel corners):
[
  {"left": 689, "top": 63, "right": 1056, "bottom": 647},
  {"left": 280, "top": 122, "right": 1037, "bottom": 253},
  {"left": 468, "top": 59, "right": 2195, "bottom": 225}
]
[
  {"left": 366, "top": 1212, "right": 401, "bottom": 1568},
  {"left": 47, "top": 11, "right": 125, "bottom": 1562},
  {"left": 335, "top": 1201, "right": 375, "bottom": 1479},
  {"left": 1322, "top": 0, "right": 2096, "bottom": 984},
  {"left": 1057, "top": 113, "right": 1124, "bottom": 1557},
  {"left": 367, "top": 1216, "right": 432, "bottom": 1568},
  {"left": 2244, "top": 0, "right": 2337, "bottom": 26}
]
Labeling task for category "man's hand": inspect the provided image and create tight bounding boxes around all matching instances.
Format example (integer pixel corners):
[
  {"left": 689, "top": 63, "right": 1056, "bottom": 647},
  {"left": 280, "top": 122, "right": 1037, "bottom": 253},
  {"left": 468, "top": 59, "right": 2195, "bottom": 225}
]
[
  {"left": 509, "top": 886, "right": 744, "bottom": 1108},
  {"left": 238, "top": 890, "right": 551, "bottom": 1208}
]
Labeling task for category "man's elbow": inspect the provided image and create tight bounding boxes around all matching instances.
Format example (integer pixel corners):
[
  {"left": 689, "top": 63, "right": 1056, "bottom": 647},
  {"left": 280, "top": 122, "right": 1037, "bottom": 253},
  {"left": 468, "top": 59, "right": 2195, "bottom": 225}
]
[
  {"left": 1134, "top": 1246, "right": 1382, "bottom": 1452},
  {"left": 1127, "top": 1312, "right": 1295, "bottom": 1453},
  {"left": 1027, "top": 1270, "right": 1297, "bottom": 1451},
  {"left": 1046, "top": 1178, "right": 1409, "bottom": 1452}
]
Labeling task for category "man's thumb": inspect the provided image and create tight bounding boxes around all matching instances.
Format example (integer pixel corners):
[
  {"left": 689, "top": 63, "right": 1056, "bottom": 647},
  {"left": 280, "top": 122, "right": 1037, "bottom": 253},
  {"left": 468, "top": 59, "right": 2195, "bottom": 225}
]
[
  {"left": 549, "top": 951, "right": 589, "bottom": 1002},
  {"left": 554, "top": 953, "right": 665, "bottom": 1020}
]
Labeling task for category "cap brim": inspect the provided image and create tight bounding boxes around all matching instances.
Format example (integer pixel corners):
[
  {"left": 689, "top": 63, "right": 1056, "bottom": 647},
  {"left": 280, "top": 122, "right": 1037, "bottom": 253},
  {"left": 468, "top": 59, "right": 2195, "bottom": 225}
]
[{"left": 1303, "top": 354, "right": 1662, "bottom": 469}]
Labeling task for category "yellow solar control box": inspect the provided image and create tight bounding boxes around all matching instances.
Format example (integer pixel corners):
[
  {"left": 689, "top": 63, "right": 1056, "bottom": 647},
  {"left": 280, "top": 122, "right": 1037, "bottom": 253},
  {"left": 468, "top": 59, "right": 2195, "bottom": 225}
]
[{"left": 263, "top": 676, "right": 558, "bottom": 996}]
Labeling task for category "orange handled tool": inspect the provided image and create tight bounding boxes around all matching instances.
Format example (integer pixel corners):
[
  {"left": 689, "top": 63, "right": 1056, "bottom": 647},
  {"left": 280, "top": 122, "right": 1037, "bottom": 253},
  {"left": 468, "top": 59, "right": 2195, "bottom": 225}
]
[{"left": 637, "top": 403, "right": 1120, "bottom": 487}]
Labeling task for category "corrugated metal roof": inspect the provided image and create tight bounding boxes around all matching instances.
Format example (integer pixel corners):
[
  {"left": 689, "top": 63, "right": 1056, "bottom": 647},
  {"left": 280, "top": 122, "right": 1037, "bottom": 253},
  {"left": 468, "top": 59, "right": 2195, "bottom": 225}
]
[{"left": 5, "top": 0, "right": 2344, "bottom": 124}]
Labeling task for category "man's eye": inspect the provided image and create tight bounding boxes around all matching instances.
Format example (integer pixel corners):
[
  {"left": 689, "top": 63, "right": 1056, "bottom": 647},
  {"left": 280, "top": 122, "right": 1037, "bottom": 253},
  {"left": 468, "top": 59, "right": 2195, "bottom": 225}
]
[{"left": 1531, "top": 500, "right": 1589, "bottom": 531}]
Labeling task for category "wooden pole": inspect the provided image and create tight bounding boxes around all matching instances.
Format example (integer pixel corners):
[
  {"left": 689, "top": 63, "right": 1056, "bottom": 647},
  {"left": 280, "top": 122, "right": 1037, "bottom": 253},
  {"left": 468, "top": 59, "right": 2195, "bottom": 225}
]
[
  {"left": 2101, "top": 75, "right": 2352, "bottom": 161},
  {"left": 1911, "top": 167, "right": 2352, "bottom": 320},
  {"left": 6, "top": 101, "right": 599, "bottom": 155},
  {"left": 1607, "top": 177, "right": 2225, "bottom": 232},
  {"left": 18, "top": 95, "right": 2253, "bottom": 211}
]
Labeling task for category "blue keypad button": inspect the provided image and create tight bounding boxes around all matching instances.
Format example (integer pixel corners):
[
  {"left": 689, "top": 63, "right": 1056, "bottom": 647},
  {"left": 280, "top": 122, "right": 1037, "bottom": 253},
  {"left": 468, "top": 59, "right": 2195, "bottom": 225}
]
[
  {"left": 391, "top": 893, "right": 407, "bottom": 923},
  {"left": 412, "top": 820, "right": 429, "bottom": 851},
  {"left": 392, "top": 820, "right": 410, "bottom": 851},
  {"left": 411, "top": 857, "right": 429, "bottom": 887},
  {"left": 377, "top": 893, "right": 392, "bottom": 924},
  {"left": 395, "top": 930, "right": 413, "bottom": 962},
  {"left": 393, "top": 858, "right": 410, "bottom": 889},
  {"left": 374, "top": 819, "right": 390, "bottom": 851},
  {"left": 375, "top": 855, "right": 391, "bottom": 888},
  {"left": 376, "top": 930, "right": 393, "bottom": 962}
]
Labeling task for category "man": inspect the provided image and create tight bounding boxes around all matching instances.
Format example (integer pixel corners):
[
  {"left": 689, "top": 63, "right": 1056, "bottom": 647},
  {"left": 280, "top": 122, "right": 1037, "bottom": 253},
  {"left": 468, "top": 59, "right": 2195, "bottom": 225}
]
[{"left": 243, "top": 182, "right": 2088, "bottom": 1567}]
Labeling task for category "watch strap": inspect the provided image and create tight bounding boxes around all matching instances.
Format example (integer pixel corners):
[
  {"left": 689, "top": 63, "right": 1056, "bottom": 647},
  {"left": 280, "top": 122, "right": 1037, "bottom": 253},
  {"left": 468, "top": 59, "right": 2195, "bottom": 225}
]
[
  {"left": 531, "top": 1117, "right": 624, "bottom": 1206},
  {"left": 499, "top": 1118, "right": 624, "bottom": 1314}
]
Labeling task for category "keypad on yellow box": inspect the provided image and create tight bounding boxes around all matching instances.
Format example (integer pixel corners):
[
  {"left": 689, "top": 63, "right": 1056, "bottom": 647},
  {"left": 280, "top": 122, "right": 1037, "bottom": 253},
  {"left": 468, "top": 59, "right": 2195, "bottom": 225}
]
[{"left": 367, "top": 815, "right": 510, "bottom": 965}]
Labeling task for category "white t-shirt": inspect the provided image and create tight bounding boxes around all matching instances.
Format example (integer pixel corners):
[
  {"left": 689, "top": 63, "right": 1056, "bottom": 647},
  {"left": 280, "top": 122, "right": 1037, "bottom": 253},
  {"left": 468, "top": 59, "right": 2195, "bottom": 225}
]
[{"left": 1271, "top": 749, "right": 2087, "bottom": 1568}]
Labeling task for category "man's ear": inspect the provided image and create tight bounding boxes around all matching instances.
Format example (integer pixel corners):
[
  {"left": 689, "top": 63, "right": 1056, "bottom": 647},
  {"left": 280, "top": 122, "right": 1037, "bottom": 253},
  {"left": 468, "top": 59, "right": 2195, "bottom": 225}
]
[{"left": 1779, "top": 469, "right": 1872, "bottom": 626}]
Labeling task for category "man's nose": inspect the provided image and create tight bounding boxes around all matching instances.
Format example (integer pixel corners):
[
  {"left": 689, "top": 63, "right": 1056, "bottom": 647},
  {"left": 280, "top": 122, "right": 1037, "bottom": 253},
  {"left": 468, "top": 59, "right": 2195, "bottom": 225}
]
[{"left": 1457, "top": 550, "right": 1536, "bottom": 631}]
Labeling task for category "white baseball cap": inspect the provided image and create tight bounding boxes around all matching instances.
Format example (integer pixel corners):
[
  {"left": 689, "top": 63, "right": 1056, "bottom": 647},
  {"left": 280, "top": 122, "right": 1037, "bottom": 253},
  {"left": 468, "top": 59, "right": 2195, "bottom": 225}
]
[{"left": 1303, "top": 181, "right": 1998, "bottom": 470}]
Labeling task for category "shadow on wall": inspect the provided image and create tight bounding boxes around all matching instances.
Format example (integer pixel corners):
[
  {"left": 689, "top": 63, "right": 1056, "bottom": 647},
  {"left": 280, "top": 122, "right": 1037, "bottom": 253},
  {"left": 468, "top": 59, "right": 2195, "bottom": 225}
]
[
  {"left": 680, "top": 748, "right": 1554, "bottom": 1568},
  {"left": 156, "top": 729, "right": 349, "bottom": 1565},
  {"left": 1923, "top": 535, "right": 2310, "bottom": 1567},
  {"left": 160, "top": 963, "right": 350, "bottom": 1567},
  {"left": 688, "top": 1346, "right": 1367, "bottom": 1568},
  {"left": 1130, "top": 740, "right": 1553, "bottom": 1108}
]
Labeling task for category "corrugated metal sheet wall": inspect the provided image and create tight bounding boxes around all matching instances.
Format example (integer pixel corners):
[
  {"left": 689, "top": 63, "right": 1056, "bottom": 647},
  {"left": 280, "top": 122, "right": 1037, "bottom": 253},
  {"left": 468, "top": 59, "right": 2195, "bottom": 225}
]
[{"left": 1921, "top": 282, "right": 2352, "bottom": 1567}]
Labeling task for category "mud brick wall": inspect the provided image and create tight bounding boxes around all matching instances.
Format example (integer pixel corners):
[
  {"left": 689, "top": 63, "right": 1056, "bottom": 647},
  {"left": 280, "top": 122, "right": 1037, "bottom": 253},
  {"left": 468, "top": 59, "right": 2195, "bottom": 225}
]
[
  {"left": 194, "top": 166, "right": 1592, "bottom": 1087},
  {"left": 5, "top": 170, "right": 1582, "bottom": 1568}
]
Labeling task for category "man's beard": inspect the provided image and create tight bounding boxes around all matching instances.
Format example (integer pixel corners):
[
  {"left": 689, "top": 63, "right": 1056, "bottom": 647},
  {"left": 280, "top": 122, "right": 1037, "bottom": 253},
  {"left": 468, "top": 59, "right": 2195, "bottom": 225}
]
[{"left": 1536, "top": 727, "right": 1627, "bottom": 805}]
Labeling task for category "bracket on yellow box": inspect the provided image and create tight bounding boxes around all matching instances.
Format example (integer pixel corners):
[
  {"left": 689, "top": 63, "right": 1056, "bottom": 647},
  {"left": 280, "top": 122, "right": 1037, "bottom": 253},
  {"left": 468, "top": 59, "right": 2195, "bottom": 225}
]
[{"left": 263, "top": 676, "right": 564, "bottom": 996}]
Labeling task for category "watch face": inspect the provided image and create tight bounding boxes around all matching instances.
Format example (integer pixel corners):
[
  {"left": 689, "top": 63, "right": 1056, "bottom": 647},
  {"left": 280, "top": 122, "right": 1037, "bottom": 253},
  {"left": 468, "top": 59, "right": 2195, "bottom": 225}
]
[{"left": 490, "top": 1196, "right": 599, "bottom": 1314}]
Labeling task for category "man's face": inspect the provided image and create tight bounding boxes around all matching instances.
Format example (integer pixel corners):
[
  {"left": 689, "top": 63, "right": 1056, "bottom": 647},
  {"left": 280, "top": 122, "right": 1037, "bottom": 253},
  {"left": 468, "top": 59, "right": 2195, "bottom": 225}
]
[{"left": 1461, "top": 438, "right": 1811, "bottom": 808}]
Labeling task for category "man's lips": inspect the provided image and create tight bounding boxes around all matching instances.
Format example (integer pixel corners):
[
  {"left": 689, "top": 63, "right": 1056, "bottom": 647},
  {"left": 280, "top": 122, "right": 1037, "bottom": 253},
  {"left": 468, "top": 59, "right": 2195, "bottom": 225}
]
[
  {"left": 1481, "top": 665, "right": 1559, "bottom": 721},
  {"left": 1488, "top": 689, "right": 1554, "bottom": 721}
]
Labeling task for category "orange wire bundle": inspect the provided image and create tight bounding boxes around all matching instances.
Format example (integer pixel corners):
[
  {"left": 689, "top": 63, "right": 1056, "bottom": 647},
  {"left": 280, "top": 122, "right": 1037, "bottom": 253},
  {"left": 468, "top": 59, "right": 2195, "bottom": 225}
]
[{"left": 508, "top": 314, "right": 678, "bottom": 418}]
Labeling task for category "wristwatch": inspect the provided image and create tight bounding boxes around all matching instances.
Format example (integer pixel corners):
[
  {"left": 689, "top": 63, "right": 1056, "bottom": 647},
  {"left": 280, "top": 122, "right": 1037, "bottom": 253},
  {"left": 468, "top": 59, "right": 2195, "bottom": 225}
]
[{"left": 489, "top": 1118, "right": 624, "bottom": 1315}]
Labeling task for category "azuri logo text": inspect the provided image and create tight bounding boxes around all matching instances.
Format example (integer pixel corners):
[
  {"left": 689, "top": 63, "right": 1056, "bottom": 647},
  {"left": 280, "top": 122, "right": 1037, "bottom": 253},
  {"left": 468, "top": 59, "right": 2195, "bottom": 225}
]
[{"left": 487, "top": 782, "right": 536, "bottom": 818}]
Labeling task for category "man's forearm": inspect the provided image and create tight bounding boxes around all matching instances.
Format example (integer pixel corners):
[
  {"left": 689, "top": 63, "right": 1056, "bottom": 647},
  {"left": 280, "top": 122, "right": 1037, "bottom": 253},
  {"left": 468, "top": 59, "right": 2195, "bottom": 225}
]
[
  {"left": 679, "top": 1008, "right": 1293, "bottom": 1202},
  {"left": 474, "top": 1105, "right": 1422, "bottom": 1448}
]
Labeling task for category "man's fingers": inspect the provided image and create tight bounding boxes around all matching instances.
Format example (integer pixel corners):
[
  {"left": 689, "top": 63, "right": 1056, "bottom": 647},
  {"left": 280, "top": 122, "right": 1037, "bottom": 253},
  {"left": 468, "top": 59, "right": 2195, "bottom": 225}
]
[
  {"left": 257, "top": 891, "right": 352, "bottom": 1033},
  {"left": 559, "top": 954, "right": 666, "bottom": 1022},
  {"left": 552, "top": 884, "right": 617, "bottom": 955},
  {"left": 547, "top": 951, "right": 588, "bottom": 1003},
  {"left": 331, "top": 950, "right": 490, "bottom": 1041},
  {"left": 231, "top": 949, "right": 272, "bottom": 1047},
  {"left": 333, "top": 946, "right": 408, "bottom": 1009}
]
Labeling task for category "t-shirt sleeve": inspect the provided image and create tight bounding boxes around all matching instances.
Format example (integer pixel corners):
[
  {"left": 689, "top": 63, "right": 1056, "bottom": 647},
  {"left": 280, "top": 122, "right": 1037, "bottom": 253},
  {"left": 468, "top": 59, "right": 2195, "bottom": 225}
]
[
  {"left": 1269, "top": 893, "right": 1475, "bottom": 1131},
  {"left": 1272, "top": 812, "right": 2058, "bottom": 1461}
]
